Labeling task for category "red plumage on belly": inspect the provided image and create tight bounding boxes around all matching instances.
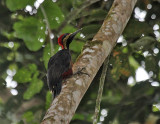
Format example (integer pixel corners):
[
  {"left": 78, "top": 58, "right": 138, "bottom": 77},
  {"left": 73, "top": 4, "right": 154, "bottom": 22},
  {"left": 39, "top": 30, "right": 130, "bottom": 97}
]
[{"left": 62, "top": 68, "right": 73, "bottom": 79}]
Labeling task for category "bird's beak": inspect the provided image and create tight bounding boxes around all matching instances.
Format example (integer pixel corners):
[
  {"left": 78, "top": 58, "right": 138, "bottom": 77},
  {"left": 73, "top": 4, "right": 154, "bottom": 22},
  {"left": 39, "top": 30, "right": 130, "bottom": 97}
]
[
  {"left": 70, "top": 28, "right": 82, "bottom": 40},
  {"left": 66, "top": 28, "right": 82, "bottom": 48}
]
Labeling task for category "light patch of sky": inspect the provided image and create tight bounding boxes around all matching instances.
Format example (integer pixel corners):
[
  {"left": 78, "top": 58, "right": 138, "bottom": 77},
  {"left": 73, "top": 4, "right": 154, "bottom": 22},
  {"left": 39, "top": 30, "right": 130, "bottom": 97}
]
[
  {"left": 34, "top": 1, "right": 40, "bottom": 9},
  {"left": 100, "top": 116, "right": 104, "bottom": 122},
  {"left": 5, "top": 69, "right": 18, "bottom": 95},
  {"left": 134, "top": 7, "right": 147, "bottom": 22},
  {"left": 8, "top": 41, "right": 14, "bottom": 48},
  {"left": 151, "top": 81, "right": 159, "bottom": 87},
  {"left": 97, "top": 109, "right": 108, "bottom": 123},
  {"left": 10, "top": 89, "right": 18, "bottom": 96},
  {"left": 147, "top": 4, "right": 152, "bottom": 9},
  {"left": 52, "top": 0, "right": 57, "bottom": 2},
  {"left": 45, "top": 30, "right": 48, "bottom": 35},
  {"left": 97, "top": 123, "right": 102, "bottom": 124},
  {"left": 55, "top": 17, "right": 60, "bottom": 23},
  {"left": 101, "top": 109, "right": 108, "bottom": 117},
  {"left": 148, "top": 71, "right": 153, "bottom": 78},
  {"left": 141, "top": 61, "right": 145, "bottom": 68},
  {"left": 128, "top": 66, "right": 154, "bottom": 85},
  {"left": 34, "top": 0, "right": 44, "bottom": 9},
  {"left": 58, "top": 47, "right": 62, "bottom": 51},
  {"left": 117, "top": 35, "right": 123, "bottom": 43},
  {"left": 48, "top": 52, "right": 51, "bottom": 56},
  {"left": 153, "top": 24, "right": 159, "bottom": 31},
  {"left": 40, "top": 27, "right": 43, "bottom": 30},
  {"left": 5, "top": 76, "right": 12, "bottom": 87},
  {"left": 122, "top": 40, "right": 127, "bottom": 46},
  {"left": 50, "top": 33, "right": 55, "bottom": 39},
  {"left": 154, "top": 31, "right": 160, "bottom": 40},
  {"left": 25, "top": 5, "right": 32, "bottom": 12},
  {"left": 158, "top": 61, "right": 160, "bottom": 67},
  {"left": 153, "top": 48, "right": 159, "bottom": 54},
  {"left": 7, "top": 69, "right": 16, "bottom": 76},
  {"left": 153, "top": 103, "right": 160, "bottom": 110},
  {"left": 8, "top": 80, "right": 17, "bottom": 88},
  {"left": 39, "top": 38, "right": 44, "bottom": 42},
  {"left": 25, "top": 3, "right": 38, "bottom": 15},
  {"left": 80, "top": 33, "right": 85, "bottom": 38},
  {"left": 127, "top": 76, "right": 135, "bottom": 86},
  {"left": 117, "top": 35, "right": 127, "bottom": 46},
  {"left": 37, "top": 0, "right": 44, "bottom": 4},
  {"left": 151, "top": 14, "right": 156, "bottom": 19},
  {"left": 143, "top": 51, "right": 149, "bottom": 57},
  {"left": 135, "top": 67, "right": 149, "bottom": 82},
  {"left": 33, "top": 9, "right": 37, "bottom": 14}
]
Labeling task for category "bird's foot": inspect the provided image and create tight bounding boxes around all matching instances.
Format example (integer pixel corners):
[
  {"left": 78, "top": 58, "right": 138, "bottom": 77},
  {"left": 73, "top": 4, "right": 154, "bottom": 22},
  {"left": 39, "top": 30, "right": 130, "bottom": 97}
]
[{"left": 73, "top": 67, "right": 90, "bottom": 77}]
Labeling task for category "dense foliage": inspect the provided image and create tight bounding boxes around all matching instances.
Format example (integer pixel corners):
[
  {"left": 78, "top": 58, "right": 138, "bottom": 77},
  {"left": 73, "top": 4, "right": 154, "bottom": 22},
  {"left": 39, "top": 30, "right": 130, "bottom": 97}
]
[{"left": 0, "top": 0, "right": 160, "bottom": 124}]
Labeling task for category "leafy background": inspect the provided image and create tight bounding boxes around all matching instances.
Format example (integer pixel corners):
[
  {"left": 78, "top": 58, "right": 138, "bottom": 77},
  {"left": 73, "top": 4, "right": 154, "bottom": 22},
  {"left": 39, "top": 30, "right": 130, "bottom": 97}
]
[{"left": 0, "top": 0, "right": 160, "bottom": 124}]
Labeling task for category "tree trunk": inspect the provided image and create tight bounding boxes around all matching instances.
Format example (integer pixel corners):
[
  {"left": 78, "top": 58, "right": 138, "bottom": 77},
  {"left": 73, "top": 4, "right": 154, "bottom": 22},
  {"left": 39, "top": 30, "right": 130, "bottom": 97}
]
[{"left": 41, "top": 0, "right": 137, "bottom": 123}]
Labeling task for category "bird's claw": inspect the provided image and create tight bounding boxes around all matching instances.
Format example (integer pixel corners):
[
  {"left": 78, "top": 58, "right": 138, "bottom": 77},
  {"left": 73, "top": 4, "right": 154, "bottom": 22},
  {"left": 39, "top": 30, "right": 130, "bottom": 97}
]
[{"left": 74, "top": 67, "right": 90, "bottom": 77}]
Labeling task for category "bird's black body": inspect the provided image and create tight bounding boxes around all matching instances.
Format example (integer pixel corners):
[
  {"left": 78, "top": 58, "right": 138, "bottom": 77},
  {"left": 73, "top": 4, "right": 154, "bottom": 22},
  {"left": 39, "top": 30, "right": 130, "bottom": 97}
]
[
  {"left": 47, "top": 29, "right": 81, "bottom": 98},
  {"left": 47, "top": 49, "right": 71, "bottom": 98}
]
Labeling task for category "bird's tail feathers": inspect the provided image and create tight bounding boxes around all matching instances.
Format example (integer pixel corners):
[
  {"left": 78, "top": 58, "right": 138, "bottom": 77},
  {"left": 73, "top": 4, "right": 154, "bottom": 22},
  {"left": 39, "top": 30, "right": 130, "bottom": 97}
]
[{"left": 52, "top": 78, "right": 62, "bottom": 99}]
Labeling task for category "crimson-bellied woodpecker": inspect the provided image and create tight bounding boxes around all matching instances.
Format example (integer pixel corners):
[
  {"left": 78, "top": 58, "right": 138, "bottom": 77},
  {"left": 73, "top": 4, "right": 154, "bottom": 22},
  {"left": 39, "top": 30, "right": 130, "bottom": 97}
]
[{"left": 47, "top": 29, "right": 81, "bottom": 98}]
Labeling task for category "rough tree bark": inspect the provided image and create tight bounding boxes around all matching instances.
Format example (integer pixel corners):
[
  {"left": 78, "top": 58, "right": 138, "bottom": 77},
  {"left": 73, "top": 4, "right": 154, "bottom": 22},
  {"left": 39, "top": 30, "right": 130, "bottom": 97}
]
[{"left": 41, "top": 0, "right": 137, "bottom": 123}]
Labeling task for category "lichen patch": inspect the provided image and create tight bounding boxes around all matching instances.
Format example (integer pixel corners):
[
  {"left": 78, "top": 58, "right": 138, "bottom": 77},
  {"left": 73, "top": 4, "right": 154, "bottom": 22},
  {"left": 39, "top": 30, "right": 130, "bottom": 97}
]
[
  {"left": 75, "top": 79, "right": 82, "bottom": 86},
  {"left": 58, "top": 106, "right": 64, "bottom": 111},
  {"left": 83, "top": 48, "right": 95, "bottom": 53},
  {"left": 73, "top": 91, "right": 81, "bottom": 105}
]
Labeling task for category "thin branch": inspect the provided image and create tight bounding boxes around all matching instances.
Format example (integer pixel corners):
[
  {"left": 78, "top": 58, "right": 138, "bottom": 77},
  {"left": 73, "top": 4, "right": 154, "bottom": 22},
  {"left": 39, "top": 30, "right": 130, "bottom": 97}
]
[
  {"left": 57, "top": 0, "right": 100, "bottom": 34},
  {"left": 40, "top": 5, "right": 54, "bottom": 56},
  {"left": 93, "top": 55, "right": 110, "bottom": 124}
]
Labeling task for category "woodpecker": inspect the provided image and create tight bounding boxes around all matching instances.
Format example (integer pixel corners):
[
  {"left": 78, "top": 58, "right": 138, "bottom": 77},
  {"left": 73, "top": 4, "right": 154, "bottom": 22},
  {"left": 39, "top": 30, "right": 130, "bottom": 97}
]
[{"left": 47, "top": 29, "right": 81, "bottom": 98}]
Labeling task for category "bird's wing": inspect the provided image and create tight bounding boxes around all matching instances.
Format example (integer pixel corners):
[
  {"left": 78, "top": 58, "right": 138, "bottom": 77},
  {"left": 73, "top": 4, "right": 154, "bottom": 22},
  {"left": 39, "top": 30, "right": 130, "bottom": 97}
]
[{"left": 47, "top": 50, "right": 71, "bottom": 97}]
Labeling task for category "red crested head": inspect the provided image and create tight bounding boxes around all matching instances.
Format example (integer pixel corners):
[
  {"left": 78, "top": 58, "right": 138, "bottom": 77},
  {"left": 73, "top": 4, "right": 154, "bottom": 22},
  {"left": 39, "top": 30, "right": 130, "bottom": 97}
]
[
  {"left": 57, "top": 29, "right": 82, "bottom": 49},
  {"left": 58, "top": 34, "right": 64, "bottom": 49}
]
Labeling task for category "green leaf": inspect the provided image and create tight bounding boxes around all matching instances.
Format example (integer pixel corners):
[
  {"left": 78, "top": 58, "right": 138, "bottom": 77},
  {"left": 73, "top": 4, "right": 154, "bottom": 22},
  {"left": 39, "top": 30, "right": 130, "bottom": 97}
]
[
  {"left": 124, "top": 20, "right": 153, "bottom": 39},
  {"left": 129, "top": 56, "right": 140, "bottom": 70},
  {"left": 23, "top": 78, "right": 43, "bottom": 100},
  {"left": 6, "top": 0, "right": 35, "bottom": 11},
  {"left": 43, "top": 44, "right": 51, "bottom": 69},
  {"left": 62, "top": 25, "right": 76, "bottom": 34},
  {"left": 72, "top": 113, "right": 85, "bottom": 120},
  {"left": 85, "top": 9, "right": 107, "bottom": 24},
  {"left": 13, "top": 17, "right": 46, "bottom": 51},
  {"left": 145, "top": 56, "right": 157, "bottom": 72},
  {"left": 38, "top": 0, "right": 64, "bottom": 29},
  {"left": 130, "top": 36, "right": 156, "bottom": 51},
  {"left": 70, "top": 41, "right": 84, "bottom": 53},
  {"left": 127, "top": 81, "right": 154, "bottom": 102},
  {"left": 28, "top": 64, "right": 37, "bottom": 73},
  {"left": 14, "top": 63, "right": 43, "bottom": 99},
  {"left": 45, "top": 91, "right": 52, "bottom": 110},
  {"left": 13, "top": 64, "right": 37, "bottom": 83},
  {"left": 152, "top": 105, "right": 159, "bottom": 112},
  {"left": 14, "top": 68, "right": 32, "bottom": 83},
  {"left": 82, "top": 24, "right": 101, "bottom": 39},
  {"left": 22, "top": 111, "right": 34, "bottom": 123},
  {"left": 122, "top": 47, "right": 128, "bottom": 53}
]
